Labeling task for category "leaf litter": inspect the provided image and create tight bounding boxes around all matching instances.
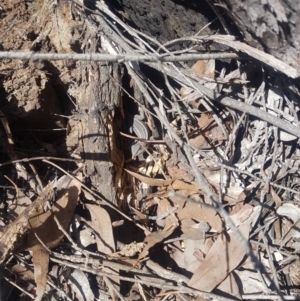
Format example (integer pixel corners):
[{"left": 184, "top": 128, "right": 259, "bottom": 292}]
[{"left": 0, "top": 0, "right": 300, "bottom": 300}]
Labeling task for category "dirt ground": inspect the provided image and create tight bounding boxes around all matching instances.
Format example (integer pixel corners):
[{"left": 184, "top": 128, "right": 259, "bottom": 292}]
[{"left": 0, "top": 0, "right": 80, "bottom": 140}]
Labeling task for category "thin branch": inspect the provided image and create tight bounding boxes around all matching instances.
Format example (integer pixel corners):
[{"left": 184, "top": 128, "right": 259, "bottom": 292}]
[
  {"left": 0, "top": 50, "right": 239, "bottom": 62},
  {"left": 3, "top": 276, "right": 35, "bottom": 299},
  {"left": 50, "top": 257, "right": 237, "bottom": 301},
  {"left": 205, "top": 35, "right": 299, "bottom": 79},
  {"left": 146, "top": 62, "right": 300, "bottom": 138},
  {"left": 0, "top": 156, "right": 82, "bottom": 167}
]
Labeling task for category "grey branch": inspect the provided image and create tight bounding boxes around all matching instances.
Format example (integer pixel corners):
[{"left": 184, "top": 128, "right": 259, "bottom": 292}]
[{"left": 0, "top": 51, "right": 239, "bottom": 62}]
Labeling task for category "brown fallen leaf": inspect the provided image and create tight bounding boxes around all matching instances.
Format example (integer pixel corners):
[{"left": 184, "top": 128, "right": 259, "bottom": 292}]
[
  {"left": 138, "top": 201, "right": 179, "bottom": 260},
  {"left": 270, "top": 186, "right": 282, "bottom": 240},
  {"left": 194, "top": 297, "right": 209, "bottom": 301},
  {"left": 169, "top": 189, "right": 234, "bottom": 215},
  {"left": 167, "top": 179, "right": 200, "bottom": 192},
  {"left": 184, "top": 239, "right": 207, "bottom": 273},
  {"left": 11, "top": 264, "right": 35, "bottom": 283},
  {"left": 180, "top": 219, "right": 205, "bottom": 241},
  {"left": 180, "top": 59, "right": 215, "bottom": 109},
  {"left": 188, "top": 224, "right": 250, "bottom": 292},
  {"left": 67, "top": 269, "right": 95, "bottom": 301},
  {"left": 177, "top": 202, "right": 223, "bottom": 233},
  {"left": 31, "top": 245, "right": 50, "bottom": 301},
  {"left": 166, "top": 165, "right": 192, "bottom": 181},
  {"left": 191, "top": 59, "right": 215, "bottom": 78},
  {"left": 25, "top": 177, "right": 81, "bottom": 301},
  {"left": 0, "top": 183, "right": 54, "bottom": 265},
  {"left": 85, "top": 204, "right": 115, "bottom": 254},
  {"left": 85, "top": 204, "right": 118, "bottom": 299},
  {"left": 137, "top": 226, "right": 176, "bottom": 261},
  {"left": 125, "top": 169, "right": 172, "bottom": 186},
  {"left": 277, "top": 203, "right": 300, "bottom": 224},
  {"left": 281, "top": 218, "right": 300, "bottom": 247},
  {"left": 130, "top": 206, "right": 148, "bottom": 221},
  {"left": 26, "top": 182, "right": 81, "bottom": 249},
  {"left": 189, "top": 113, "right": 215, "bottom": 149},
  {"left": 230, "top": 203, "right": 253, "bottom": 224},
  {"left": 216, "top": 272, "right": 241, "bottom": 300}
]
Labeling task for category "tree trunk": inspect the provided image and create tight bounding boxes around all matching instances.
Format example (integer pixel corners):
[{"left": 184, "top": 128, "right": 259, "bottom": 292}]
[{"left": 221, "top": 0, "right": 300, "bottom": 72}]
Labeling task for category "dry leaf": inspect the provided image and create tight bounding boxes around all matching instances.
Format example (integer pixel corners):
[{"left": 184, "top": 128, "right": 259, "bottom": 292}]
[
  {"left": 180, "top": 59, "right": 216, "bottom": 108},
  {"left": 11, "top": 264, "right": 35, "bottom": 282},
  {"left": 0, "top": 183, "right": 54, "bottom": 265},
  {"left": 193, "top": 248, "right": 206, "bottom": 262},
  {"left": 188, "top": 113, "right": 214, "bottom": 149},
  {"left": 125, "top": 169, "right": 172, "bottom": 186},
  {"left": 197, "top": 113, "right": 214, "bottom": 129},
  {"left": 68, "top": 269, "right": 95, "bottom": 301},
  {"left": 138, "top": 212, "right": 178, "bottom": 260},
  {"left": 281, "top": 218, "right": 300, "bottom": 246},
  {"left": 191, "top": 59, "right": 215, "bottom": 78},
  {"left": 167, "top": 165, "right": 191, "bottom": 181},
  {"left": 270, "top": 187, "right": 282, "bottom": 239},
  {"left": 0, "top": 174, "right": 81, "bottom": 301},
  {"left": 277, "top": 203, "right": 300, "bottom": 223},
  {"left": 152, "top": 154, "right": 167, "bottom": 175},
  {"left": 85, "top": 204, "right": 115, "bottom": 254},
  {"left": 85, "top": 204, "right": 117, "bottom": 299},
  {"left": 26, "top": 182, "right": 81, "bottom": 249},
  {"left": 189, "top": 134, "right": 206, "bottom": 149},
  {"left": 130, "top": 206, "right": 148, "bottom": 221},
  {"left": 184, "top": 239, "right": 206, "bottom": 273},
  {"left": 194, "top": 297, "right": 209, "bottom": 301},
  {"left": 188, "top": 224, "right": 250, "bottom": 292},
  {"left": 277, "top": 203, "right": 300, "bottom": 246},
  {"left": 155, "top": 197, "right": 177, "bottom": 228},
  {"left": 230, "top": 205, "right": 261, "bottom": 229},
  {"left": 138, "top": 227, "right": 175, "bottom": 261},
  {"left": 177, "top": 202, "right": 223, "bottom": 233},
  {"left": 289, "top": 259, "right": 300, "bottom": 291},
  {"left": 270, "top": 187, "right": 282, "bottom": 208},
  {"left": 216, "top": 272, "right": 241, "bottom": 300},
  {"left": 31, "top": 245, "right": 49, "bottom": 301},
  {"left": 26, "top": 178, "right": 81, "bottom": 300},
  {"left": 168, "top": 179, "right": 199, "bottom": 192},
  {"left": 181, "top": 219, "right": 204, "bottom": 241},
  {"left": 235, "top": 268, "right": 271, "bottom": 294},
  {"left": 230, "top": 203, "right": 253, "bottom": 224}
]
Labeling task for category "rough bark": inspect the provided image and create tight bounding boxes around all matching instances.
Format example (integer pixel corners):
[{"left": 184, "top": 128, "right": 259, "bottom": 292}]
[
  {"left": 107, "top": 0, "right": 216, "bottom": 43},
  {"left": 221, "top": 0, "right": 300, "bottom": 72},
  {"left": 67, "top": 24, "right": 122, "bottom": 203},
  {"left": 107, "top": 0, "right": 300, "bottom": 73}
]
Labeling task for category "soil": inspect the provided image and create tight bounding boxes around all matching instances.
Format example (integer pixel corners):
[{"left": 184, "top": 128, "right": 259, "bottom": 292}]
[{"left": 0, "top": 0, "right": 79, "bottom": 148}]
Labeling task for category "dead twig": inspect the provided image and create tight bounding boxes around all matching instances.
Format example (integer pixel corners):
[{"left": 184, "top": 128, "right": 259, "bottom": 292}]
[
  {"left": 0, "top": 50, "right": 239, "bottom": 62},
  {"left": 50, "top": 257, "right": 238, "bottom": 301}
]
